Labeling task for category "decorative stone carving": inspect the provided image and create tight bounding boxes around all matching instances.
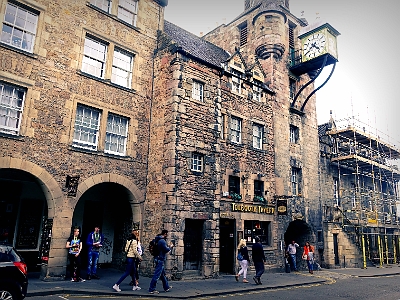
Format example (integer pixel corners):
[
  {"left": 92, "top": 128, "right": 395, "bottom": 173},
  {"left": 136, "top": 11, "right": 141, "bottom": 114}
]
[{"left": 256, "top": 43, "right": 285, "bottom": 59}]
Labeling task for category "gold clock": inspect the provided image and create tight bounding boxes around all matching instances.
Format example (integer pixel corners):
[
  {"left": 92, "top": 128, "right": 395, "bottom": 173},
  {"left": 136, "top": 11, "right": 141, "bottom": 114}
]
[{"left": 299, "top": 23, "right": 340, "bottom": 63}]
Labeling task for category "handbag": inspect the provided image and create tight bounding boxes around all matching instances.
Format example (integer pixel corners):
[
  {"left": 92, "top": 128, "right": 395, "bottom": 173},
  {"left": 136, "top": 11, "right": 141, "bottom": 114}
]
[
  {"left": 237, "top": 251, "right": 244, "bottom": 261},
  {"left": 302, "top": 254, "right": 307, "bottom": 260}
]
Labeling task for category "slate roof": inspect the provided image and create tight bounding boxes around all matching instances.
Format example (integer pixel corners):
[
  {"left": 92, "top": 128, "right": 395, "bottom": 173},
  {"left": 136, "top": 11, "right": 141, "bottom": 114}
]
[{"left": 164, "top": 20, "right": 230, "bottom": 68}]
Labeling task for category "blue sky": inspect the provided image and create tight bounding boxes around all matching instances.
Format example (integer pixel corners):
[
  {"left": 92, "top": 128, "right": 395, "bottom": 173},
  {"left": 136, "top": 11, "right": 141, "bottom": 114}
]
[{"left": 165, "top": 0, "right": 399, "bottom": 148}]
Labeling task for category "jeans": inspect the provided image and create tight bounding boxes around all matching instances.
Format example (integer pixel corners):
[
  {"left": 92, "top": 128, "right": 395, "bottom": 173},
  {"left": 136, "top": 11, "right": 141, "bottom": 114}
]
[
  {"left": 87, "top": 250, "right": 100, "bottom": 275},
  {"left": 238, "top": 260, "right": 248, "bottom": 278},
  {"left": 149, "top": 258, "right": 170, "bottom": 292},
  {"left": 290, "top": 254, "right": 297, "bottom": 271},
  {"left": 254, "top": 261, "right": 265, "bottom": 279},
  {"left": 307, "top": 259, "right": 313, "bottom": 271},
  {"left": 68, "top": 253, "right": 81, "bottom": 279},
  {"left": 116, "top": 258, "right": 136, "bottom": 285}
]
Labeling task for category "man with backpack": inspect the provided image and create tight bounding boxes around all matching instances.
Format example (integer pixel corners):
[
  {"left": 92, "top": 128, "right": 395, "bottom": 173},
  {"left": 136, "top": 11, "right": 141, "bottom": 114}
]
[{"left": 148, "top": 229, "right": 174, "bottom": 294}]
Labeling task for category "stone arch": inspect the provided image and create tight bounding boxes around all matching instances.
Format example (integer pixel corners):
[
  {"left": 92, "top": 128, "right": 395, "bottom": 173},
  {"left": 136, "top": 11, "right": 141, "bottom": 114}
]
[
  {"left": 75, "top": 173, "right": 144, "bottom": 221},
  {"left": 75, "top": 173, "right": 143, "bottom": 203},
  {"left": 0, "top": 156, "right": 61, "bottom": 218}
]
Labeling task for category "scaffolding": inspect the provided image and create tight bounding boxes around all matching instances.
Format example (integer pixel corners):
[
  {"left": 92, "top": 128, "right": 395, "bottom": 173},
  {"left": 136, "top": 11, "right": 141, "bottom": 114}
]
[{"left": 321, "top": 116, "right": 400, "bottom": 267}]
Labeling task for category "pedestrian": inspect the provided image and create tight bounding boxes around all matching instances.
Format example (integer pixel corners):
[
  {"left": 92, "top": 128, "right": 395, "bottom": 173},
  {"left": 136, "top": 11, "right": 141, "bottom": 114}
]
[
  {"left": 148, "top": 229, "right": 174, "bottom": 294},
  {"left": 286, "top": 240, "right": 299, "bottom": 271},
  {"left": 251, "top": 236, "right": 265, "bottom": 285},
  {"left": 112, "top": 231, "right": 142, "bottom": 292},
  {"left": 86, "top": 225, "right": 104, "bottom": 280},
  {"left": 235, "top": 239, "right": 249, "bottom": 283},
  {"left": 66, "top": 227, "right": 85, "bottom": 282},
  {"left": 129, "top": 229, "right": 142, "bottom": 286},
  {"left": 303, "top": 241, "right": 315, "bottom": 274}
]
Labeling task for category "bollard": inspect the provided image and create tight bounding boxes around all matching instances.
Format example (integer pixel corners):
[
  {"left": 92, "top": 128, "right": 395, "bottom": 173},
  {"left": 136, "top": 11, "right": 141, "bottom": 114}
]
[{"left": 361, "top": 234, "right": 367, "bottom": 269}]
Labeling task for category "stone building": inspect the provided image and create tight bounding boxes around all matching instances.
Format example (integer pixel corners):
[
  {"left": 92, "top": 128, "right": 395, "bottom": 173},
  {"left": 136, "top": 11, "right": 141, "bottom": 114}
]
[
  {"left": 318, "top": 115, "right": 399, "bottom": 268},
  {"left": 0, "top": 0, "right": 167, "bottom": 278},
  {"left": 3, "top": 0, "right": 390, "bottom": 281},
  {"left": 141, "top": 0, "right": 323, "bottom": 278}
]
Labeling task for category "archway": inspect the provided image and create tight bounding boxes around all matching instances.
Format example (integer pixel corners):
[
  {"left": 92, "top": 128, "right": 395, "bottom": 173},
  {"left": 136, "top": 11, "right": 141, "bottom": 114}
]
[
  {"left": 284, "top": 219, "right": 313, "bottom": 270},
  {"left": 71, "top": 179, "right": 142, "bottom": 274},
  {"left": 0, "top": 168, "right": 48, "bottom": 271}
]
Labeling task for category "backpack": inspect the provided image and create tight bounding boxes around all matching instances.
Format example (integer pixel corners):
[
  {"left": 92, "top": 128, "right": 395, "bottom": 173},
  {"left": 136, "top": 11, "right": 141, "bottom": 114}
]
[{"left": 148, "top": 237, "right": 160, "bottom": 257}]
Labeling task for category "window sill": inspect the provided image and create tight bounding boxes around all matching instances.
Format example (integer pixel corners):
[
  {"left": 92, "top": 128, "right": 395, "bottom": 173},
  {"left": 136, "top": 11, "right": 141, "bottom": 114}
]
[
  {"left": 87, "top": 4, "right": 141, "bottom": 33},
  {"left": 69, "top": 145, "right": 133, "bottom": 161},
  {"left": 0, "top": 131, "right": 25, "bottom": 141},
  {"left": 190, "top": 171, "right": 203, "bottom": 176},
  {"left": 77, "top": 71, "right": 136, "bottom": 93},
  {"left": 0, "top": 43, "right": 38, "bottom": 59}
]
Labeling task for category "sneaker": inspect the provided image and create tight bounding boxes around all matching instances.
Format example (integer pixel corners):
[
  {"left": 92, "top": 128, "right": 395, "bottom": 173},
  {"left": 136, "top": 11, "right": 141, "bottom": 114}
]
[
  {"left": 113, "top": 284, "right": 121, "bottom": 292},
  {"left": 133, "top": 286, "right": 141, "bottom": 291},
  {"left": 91, "top": 274, "right": 100, "bottom": 279},
  {"left": 165, "top": 286, "right": 172, "bottom": 292},
  {"left": 149, "top": 290, "right": 159, "bottom": 294},
  {"left": 243, "top": 279, "right": 249, "bottom": 283},
  {"left": 78, "top": 278, "right": 86, "bottom": 282},
  {"left": 71, "top": 278, "right": 78, "bottom": 282},
  {"left": 253, "top": 276, "right": 258, "bottom": 284}
]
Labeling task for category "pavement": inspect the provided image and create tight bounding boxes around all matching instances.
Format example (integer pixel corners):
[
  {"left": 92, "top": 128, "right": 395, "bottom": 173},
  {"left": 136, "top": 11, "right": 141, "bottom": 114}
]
[{"left": 27, "top": 265, "right": 400, "bottom": 299}]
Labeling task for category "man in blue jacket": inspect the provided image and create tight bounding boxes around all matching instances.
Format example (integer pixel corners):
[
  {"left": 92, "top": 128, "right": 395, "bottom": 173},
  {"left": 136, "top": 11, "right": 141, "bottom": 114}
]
[
  {"left": 252, "top": 236, "right": 266, "bottom": 285},
  {"left": 148, "top": 229, "right": 174, "bottom": 294},
  {"left": 86, "top": 225, "right": 104, "bottom": 280}
]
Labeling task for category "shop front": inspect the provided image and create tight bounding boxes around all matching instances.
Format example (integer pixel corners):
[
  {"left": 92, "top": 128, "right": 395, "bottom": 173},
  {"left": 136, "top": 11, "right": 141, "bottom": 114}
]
[{"left": 220, "top": 202, "right": 277, "bottom": 273}]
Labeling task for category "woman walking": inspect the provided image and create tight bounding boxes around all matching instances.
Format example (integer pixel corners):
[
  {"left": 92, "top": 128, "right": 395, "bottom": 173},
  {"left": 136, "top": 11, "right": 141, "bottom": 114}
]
[
  {"left": 303, "top": 241, "right": 315, "bottom": 274},
  {"left": 235, "top": 239, "right": 249, "bottom": 283},
  {"left": 112, "top": 231, "right": 142, "bottom": 292}
]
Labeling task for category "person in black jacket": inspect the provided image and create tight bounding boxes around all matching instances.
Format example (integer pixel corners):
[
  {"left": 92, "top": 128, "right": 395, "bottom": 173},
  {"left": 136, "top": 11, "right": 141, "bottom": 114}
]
[
  {"left": 251, "top": 236, "right": 265, "bottom": 285},
  {"left": 235, "top": 239, "right": 250, "bottom": 283}
]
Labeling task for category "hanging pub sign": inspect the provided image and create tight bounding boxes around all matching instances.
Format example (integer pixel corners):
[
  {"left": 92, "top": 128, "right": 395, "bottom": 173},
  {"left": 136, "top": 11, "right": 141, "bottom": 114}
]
[{"left": 277, "top": 199, "right": 288, "bottom": 215}]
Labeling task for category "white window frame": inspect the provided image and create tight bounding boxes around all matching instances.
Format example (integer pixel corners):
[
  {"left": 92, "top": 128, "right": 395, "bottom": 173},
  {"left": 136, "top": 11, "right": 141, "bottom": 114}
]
[
  {"left": 231, "top": 69, "right": 242, "bottom": 94},
  {"left": 90, "top": 0, "right": 112, "bottom": 13},
  {"left": 192, "top": 80, "right": 204, "bottom": 101},
  {"left": 112, "top": 48, "right": 133, "bottom": 88},
  {"left": 253, "top": 83, "right": 262, "bottom": 102},
  {"left": 0, "top": 82, "right": 26, "bottom": 135},
  {"left": 82, "top": 36, "right": 108, "bottom": 79},
  {"left": 1, "top": 2, "right": 38, "bottom": 53},
  {"left": 291, "top": 168, "right": 301, "bottom": 196},
  {"left": 333, "top": 178, "right": 339, "bottom": 206},
  {"left": 72, "top": 105, "right": 101, "bottom": 151},
  {"left": 191, "top": 153, "right": 203, "bottom": 172},
  {"left": 117, "top": 0, "right": 138, "bottom": 26},
  {"left": 290, "top": 125, "right": 299, "bottom": 144},
  {"left": 252, "top": 123, "right": 263, "bottom": 149},
  {"left": 105, "top": 113, "right": 128, "bottom": 156},
  {"left": 230, "top": 116, "right": 242, "bottom": 144}
]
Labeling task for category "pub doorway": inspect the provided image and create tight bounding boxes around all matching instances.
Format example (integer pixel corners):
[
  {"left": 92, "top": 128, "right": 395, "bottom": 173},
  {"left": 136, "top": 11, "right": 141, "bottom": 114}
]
[
  {"left": 219, "top": 218, "right": 235, "bottom": 274},
  {"left": 183, "top": 219, "right": 204, "bottom": 272}
]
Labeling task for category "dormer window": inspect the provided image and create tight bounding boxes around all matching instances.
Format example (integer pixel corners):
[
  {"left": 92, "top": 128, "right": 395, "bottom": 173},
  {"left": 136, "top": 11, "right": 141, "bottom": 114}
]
[{"left": 231, "top": 69, "right": 242, "bottom": 94}]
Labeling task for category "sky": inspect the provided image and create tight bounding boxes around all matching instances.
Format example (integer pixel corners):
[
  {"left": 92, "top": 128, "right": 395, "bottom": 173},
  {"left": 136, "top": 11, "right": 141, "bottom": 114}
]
[{"left": 165, "top": 0, "right": 399, "bottom": 148}]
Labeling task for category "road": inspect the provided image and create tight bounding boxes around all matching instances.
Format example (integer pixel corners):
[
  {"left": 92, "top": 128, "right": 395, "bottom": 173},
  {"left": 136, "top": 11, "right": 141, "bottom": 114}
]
[{"left": 26, "top": 274, "right": 400, "bottom": 300}]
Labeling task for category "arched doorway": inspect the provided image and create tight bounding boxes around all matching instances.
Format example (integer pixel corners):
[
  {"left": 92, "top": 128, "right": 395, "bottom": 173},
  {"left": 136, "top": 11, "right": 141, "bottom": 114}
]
[
  {"left": 71, "top": 182, "right": 137, "bottom": 272},
  {"left": 284, "top": 219, "right": 313, "bottom": 269},
  {"left": 0, "top": 169, "right": 48, "bottom": 271}
]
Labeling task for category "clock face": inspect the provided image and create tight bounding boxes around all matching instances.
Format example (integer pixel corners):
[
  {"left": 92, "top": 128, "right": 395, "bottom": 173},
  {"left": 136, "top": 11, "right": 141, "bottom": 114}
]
[{"left": 303, "top": 32, "right": 326, "bottom": 59}]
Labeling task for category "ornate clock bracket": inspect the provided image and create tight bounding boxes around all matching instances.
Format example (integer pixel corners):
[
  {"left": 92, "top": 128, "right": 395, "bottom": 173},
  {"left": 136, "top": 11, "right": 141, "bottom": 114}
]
[{"left": 291, "top": 55, "right": 336, "bottom": 112}]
